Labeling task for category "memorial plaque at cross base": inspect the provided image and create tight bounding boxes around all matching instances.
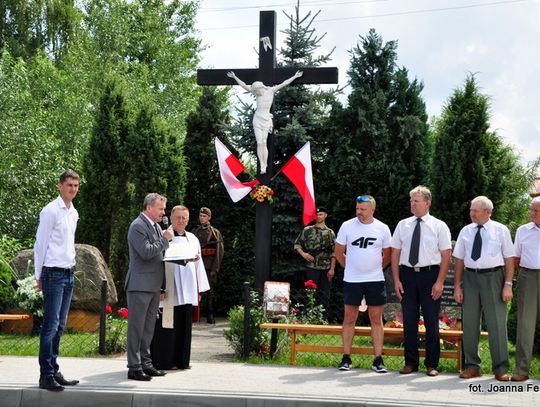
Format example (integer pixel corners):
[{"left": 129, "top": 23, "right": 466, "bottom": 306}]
[{"left": 197, "top": 11, "right": 338, "bottom": 291}]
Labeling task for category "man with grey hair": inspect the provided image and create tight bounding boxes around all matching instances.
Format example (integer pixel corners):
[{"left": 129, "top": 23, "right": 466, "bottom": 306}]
[
  {"left": 453, "top": 195, "right": 515, "bottom": 381},
  {"left": 125, "top": 193, "right": 174, "bottom": 381},
  {"left": 391, "top": 186, "right": 452, "bottom": 377},
  {"left": 511, "top": 196, "right": 540, "bottom": 381}
]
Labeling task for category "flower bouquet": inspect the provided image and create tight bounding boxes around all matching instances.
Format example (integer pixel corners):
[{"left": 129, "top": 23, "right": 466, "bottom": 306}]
[{"left": 250, "top": 184, "right": 274, "bottom": 203}]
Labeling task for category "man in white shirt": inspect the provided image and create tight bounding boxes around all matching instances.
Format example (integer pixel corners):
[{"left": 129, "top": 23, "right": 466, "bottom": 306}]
[
  {"left": 453, "top": 196, "right": 515, "bottom": 381},
  {"left": 34, "top": 170, "right": 81, "bottom": 391},
  {"left": 391, "top": 186, "right": 452, "bottom": 377},
  {"left": 511, "top": 196, "right": 540, "bottom": 382},
  {"left": 335, "top": 195, "right": 391, "bottom": 373}
]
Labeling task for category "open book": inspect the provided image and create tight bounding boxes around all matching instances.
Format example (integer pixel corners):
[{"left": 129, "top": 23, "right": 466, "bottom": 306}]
[{"left": 163, "top": 238, "right": 198, "bottom": 263}]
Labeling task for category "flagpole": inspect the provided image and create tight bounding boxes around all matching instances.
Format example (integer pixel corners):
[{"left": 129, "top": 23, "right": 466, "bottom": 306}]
[{"left": 269, "top": 167, "right": 283, "bottom": 183}]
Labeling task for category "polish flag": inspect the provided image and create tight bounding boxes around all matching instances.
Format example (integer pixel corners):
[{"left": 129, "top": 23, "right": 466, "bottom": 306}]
[
  {"left": 281, "top": 142, "right": 316, "bottom": 225},
  {"left": 215, "top": 138, "right": 259, "bottom": 202}
]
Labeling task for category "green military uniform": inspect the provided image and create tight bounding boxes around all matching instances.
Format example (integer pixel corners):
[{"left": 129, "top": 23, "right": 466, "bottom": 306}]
[{"left": 294, "top": 224, "right": 336, "bottom": 315}]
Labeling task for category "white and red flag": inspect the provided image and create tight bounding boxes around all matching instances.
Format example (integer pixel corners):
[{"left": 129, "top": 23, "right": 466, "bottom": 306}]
[
  {"left": 215, "top": 138, "right": 259, "bottom": 202},
  {"left": 281, "top": 142, "right": 316, "bottom": 225}
]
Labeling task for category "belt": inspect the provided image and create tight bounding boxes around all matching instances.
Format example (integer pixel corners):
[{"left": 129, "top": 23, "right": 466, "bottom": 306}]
[
  {"left": 401, "top": 265, "right": 439, "bottom": 272},
  {"left": 520, "top": 267, "right": 540, "bottom": 272},
  {"left": 43, "top": 266, "right": 74, "bottom": 273},
  {"left": 201, "top": 248, "right": 217, "bottom": 256},
  {"left": 465, "top": 266, "right": 503, "bottom": 274}
]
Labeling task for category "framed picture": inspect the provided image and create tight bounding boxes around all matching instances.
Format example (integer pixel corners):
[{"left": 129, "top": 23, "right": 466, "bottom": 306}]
[{"left": 263, "top": 281, "right": 290, "bottom": 318}]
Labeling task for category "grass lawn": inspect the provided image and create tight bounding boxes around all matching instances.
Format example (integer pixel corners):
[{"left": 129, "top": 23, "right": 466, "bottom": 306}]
[{"left": 0, "top": 331, "right": 101, "bottom": 357}]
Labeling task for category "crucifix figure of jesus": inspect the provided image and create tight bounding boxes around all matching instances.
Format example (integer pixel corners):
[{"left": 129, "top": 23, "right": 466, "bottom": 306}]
[
  {"left": 197, "top": 10, "right": 338, "bottom": 290},
  {"left": 227, "top": 70, "right": 303, "bottom": 174}
]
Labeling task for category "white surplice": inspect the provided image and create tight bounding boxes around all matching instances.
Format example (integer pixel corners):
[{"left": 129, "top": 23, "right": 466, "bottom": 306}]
[{"left": 162, "top": 231, "right": 210, "bottom": 328}]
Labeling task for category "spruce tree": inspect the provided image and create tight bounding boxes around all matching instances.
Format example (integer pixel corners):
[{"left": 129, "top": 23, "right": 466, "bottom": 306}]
[
  {"left": 431, "top": 74, "right": 536, "bottom": 236},
  {"left": 319, "top": 29, "right": 430, "bottom": 230}
]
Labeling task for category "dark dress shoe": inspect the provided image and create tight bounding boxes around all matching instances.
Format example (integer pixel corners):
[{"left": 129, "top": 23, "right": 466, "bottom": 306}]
[
  {"left": 399, "top": 365, "right": 418, "bottom": 374},
  {"left": 426, "top": 368, "right": 439, "bottom": 377},
  {"left": 459, "top": 368, "right": 482, "bottom": 379},
  {"left": 54, "top": 372, "right": 79, "bottom": 386},
  {"left": 128, "top": 370, "right": 152, "bottom": 381},
  {"left": 143, "top": 366, "right": 166, "bottom": 377},
  {"left": 495, "top": 372, "right": 511, "bottom": 381},
  {"left": 39, "top": 375, "right": 64, "bottom": 391},
  {"left": 511, "top": 373, "right": 529, "bottom": 382},
  {"left": 206, "top": 317, "right": 215, "bottom": 324}
]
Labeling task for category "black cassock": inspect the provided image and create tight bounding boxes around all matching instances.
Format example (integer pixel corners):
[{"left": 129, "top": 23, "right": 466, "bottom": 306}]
[{"left": 151, "top": 304, "right": 193, "bottom": 370}]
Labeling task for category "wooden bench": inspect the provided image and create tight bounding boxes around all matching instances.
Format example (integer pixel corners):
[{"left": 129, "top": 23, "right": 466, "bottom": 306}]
[
  {"left": 260, "top": 323, "right": 489, "bottom": 372},
  {"left": 0, "top": 314, "right": 31, "bottom": 323}
]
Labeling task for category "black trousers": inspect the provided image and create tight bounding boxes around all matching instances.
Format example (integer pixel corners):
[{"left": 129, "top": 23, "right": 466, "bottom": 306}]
[
  {"left": 306, "top": 268, "right": 331, "bottom": 317},
  {"left": 400, "top": 266, "right": 441, "bottom": 369},
  {"left": 150, "top": 304, "right": 193, "bottom": 370}
]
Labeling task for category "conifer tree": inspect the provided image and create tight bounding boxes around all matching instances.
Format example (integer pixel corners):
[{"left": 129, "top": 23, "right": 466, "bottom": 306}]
[
  {"left": 431, "top": 74, "right": 536, "bottom": 236},
  {"left": 319, "top": 29, "right": 430, "bottom": 230},
  {"left": 78, "top": 76, "right": 130, "bottom": 264},
  {"left": 183, "top": 88, "right": 230, "bottom": 215}
]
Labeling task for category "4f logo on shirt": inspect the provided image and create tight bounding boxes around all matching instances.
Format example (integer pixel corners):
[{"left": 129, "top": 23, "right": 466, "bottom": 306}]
[{"left": 351, "top": 237, "right": 377, "bottom": 248}]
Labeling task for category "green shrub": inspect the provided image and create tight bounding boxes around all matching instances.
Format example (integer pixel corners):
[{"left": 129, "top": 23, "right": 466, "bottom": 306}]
[
  {"left": 0, "top": 258, "right": 17, "bottom": 312},
  {"left": 223, "top": 291, "right": 269, "bottom": 358}
]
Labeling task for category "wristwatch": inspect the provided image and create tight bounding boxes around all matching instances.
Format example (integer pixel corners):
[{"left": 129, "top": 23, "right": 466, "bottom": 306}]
[{"left": 504, "top": 281, "right": 513, "bottom": 286}]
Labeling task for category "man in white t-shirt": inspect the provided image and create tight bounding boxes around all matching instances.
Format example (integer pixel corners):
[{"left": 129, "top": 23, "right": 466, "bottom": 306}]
[{"left": 335, "top": 195, "right": 392, "bottom": 373}]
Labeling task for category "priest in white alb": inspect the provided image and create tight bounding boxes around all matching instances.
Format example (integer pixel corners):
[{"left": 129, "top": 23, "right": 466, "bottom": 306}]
[{"left": 150, "top": 205, "right": 210, "bottom": 370}]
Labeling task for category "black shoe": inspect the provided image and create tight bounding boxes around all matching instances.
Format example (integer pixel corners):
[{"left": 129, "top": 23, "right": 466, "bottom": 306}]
[
  {"left": 127, "top": 370, "right": 152, "bottom": 381},
  {"left": 143, "top": 366, "right": 166, "bottom": 377},
  {"left": 54, "top": 372, "right": 79, "bottom": 386},
  {"left": 39, "top": 375, "right": 64, "bottom": 391},
  {"left": 338, "top": 356, "right": 352, "bottom": 371},
  {"left": 206, "top": 315, "right": 215, "bottom": 324}
]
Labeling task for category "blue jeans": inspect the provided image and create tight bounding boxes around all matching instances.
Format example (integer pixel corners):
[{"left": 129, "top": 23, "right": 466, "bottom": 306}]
[{"left": 39, "top": 268, "right": 74, "bottom": 375}]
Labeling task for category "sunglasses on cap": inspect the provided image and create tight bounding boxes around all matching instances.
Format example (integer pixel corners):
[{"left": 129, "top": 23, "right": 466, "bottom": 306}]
[{"left": 356, "top": 195, "right": 370, "bottom": 202}]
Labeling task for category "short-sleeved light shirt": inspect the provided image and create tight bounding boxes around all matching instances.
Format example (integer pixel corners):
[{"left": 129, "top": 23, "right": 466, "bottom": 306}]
[
  {"left": 453, "top": 219, "right": 515, "bottom": 268},
  {"left": 391, "top": 213, "right": 452, "bottom": 267},
  {"left": 336, "top": 217, "right": 391, "bottom": 283},
  {"left": 514, "top": 222, "right": 540, "bottom": 269}
]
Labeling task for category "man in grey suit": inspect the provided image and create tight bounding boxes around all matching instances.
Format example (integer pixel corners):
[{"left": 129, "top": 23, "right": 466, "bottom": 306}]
[{"left": 125, "top": 193, "right": 173, "bottom": 381}]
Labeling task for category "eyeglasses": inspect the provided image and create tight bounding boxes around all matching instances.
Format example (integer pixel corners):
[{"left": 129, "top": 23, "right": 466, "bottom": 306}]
[{"left": 356, "top": 195, "right": 370, "bottom": 202}]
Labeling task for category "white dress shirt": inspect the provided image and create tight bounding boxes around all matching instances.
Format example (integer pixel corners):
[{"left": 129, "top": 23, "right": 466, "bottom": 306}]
[
  {"left": 34, "top": 196, "right": 79, "bottom": 280},
  {"left": 453, "top": 219, "right": 515, "bottom": 268},
  {"left": 391, "top": 213, "right": 452, "bottom": 267},
  {"left": 514, "top": 222, "right": 540, "bottom": 269}
]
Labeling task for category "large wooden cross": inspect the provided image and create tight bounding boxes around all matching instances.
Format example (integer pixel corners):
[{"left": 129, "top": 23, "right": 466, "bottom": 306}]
[{"left": 197, "top": 11, "right": 338, "bottom": 291}]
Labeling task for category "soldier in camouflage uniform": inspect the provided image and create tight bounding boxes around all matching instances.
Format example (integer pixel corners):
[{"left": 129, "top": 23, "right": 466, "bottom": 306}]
[{"left": 294, "top": 207, "right": 336, "bottom": 317}]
